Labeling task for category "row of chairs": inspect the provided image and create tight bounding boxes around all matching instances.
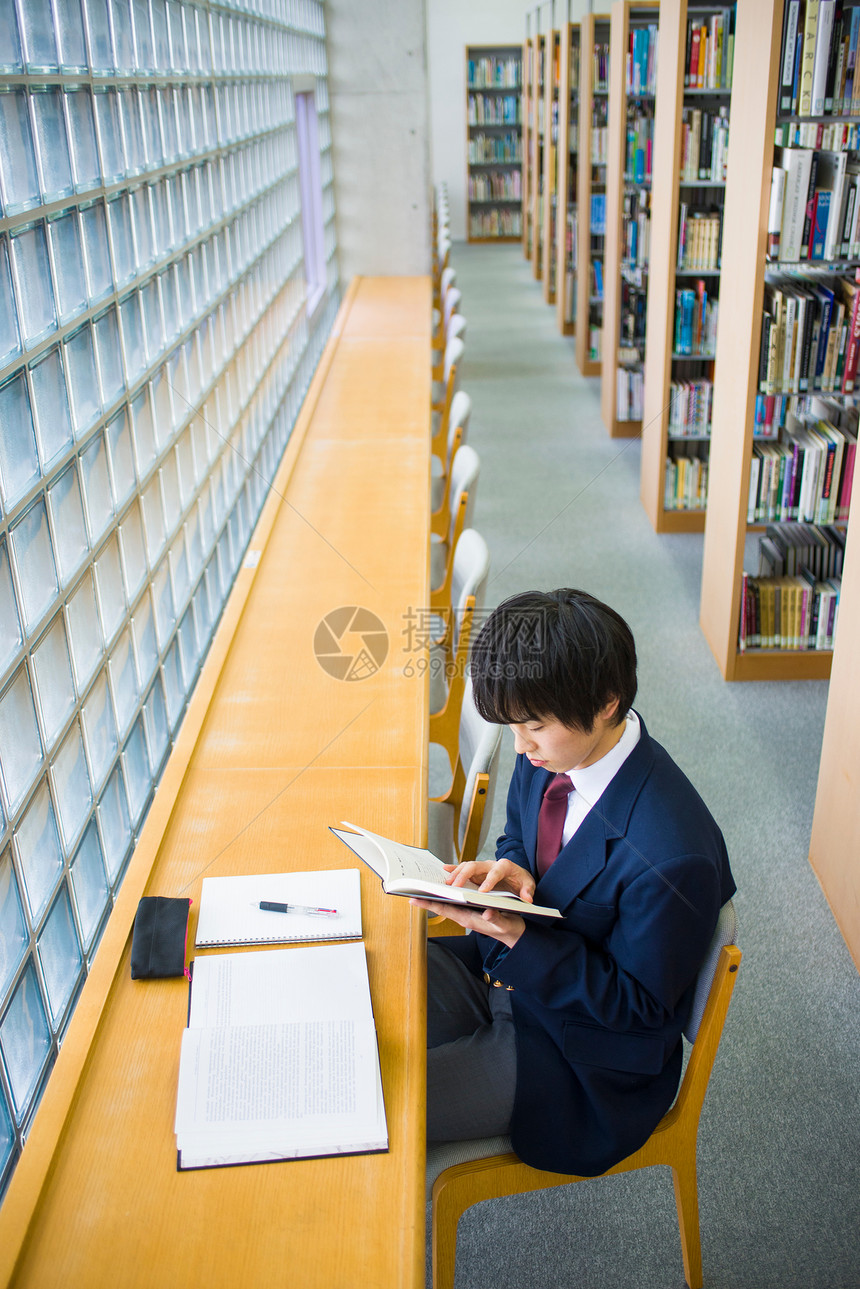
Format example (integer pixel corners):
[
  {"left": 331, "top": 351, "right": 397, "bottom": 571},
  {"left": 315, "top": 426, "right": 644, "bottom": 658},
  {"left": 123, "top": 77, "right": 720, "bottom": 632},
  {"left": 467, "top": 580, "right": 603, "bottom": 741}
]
[{"left": 421, "top": 184, "right": 741, "bottom": 1289}]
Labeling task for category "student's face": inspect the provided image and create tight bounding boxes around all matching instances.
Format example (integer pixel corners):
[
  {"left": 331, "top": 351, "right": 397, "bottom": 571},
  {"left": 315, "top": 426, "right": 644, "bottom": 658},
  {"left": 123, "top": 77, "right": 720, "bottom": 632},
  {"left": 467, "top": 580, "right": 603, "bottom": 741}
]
[{"left": 509, "top": 700, "right": 623, "bottom": 774}]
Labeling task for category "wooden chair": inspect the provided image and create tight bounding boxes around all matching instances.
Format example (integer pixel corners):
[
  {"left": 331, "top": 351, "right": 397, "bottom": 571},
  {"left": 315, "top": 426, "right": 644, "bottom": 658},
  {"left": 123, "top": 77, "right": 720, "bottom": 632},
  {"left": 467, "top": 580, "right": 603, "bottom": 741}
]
[
  {"left": 427, "top": 901, "right": 741, "bottom": 1289},
  {"left": 431, "top": 337, "right": 464, "bottom": 466},
  {"left": 428, "top": 676, "right": 503, "bottom": 873},
  {"left": 431, "top": 445, "right": 479, "bottom": 601},
  {"left": 431, "top": 390, "right": 472, "bottom": 525}
]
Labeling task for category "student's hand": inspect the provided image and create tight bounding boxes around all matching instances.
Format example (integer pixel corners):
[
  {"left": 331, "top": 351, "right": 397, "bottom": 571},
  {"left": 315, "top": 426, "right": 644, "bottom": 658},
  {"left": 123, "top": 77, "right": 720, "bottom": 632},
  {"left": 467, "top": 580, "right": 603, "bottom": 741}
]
[
  {"left": 409, "top": 897, "right": 525, "bottom": 948},
  {"left": 443, "top": 858, "right": 536, "bottom": 904}
]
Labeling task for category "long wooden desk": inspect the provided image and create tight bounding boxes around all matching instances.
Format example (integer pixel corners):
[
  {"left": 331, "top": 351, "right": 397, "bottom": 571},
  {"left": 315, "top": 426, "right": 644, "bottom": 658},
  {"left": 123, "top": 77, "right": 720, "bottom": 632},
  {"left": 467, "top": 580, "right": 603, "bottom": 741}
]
[{"left": 0, "top": 277, "right": 431, "bottom": 1288}]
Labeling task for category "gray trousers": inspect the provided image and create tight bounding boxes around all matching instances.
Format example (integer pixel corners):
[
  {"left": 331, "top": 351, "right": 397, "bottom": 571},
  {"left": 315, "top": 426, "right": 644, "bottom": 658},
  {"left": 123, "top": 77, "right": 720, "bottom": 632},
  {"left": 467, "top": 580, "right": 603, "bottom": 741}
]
[{"left": 426, "top": 939, "right": 517, "bottom": 1142}]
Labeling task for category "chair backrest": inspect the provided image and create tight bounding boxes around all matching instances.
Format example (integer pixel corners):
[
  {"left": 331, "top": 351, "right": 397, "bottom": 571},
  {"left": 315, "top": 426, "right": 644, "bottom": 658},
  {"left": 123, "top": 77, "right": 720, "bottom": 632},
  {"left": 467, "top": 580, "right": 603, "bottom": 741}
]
[
  {"left": 684, "top": 899, "right": 738, "bottom": 1042},
  {"left": 450, "top": 529, "right": 490, "bottom": 648},
  {"left": 448, "top": 444, "right": 480, "bottom": 534},
  {"left": 443, "top": 287, "right": 462, "bottom": 329},
  {"left": 456, "top": 678, "right": 503, "bottom": 855},
  {"left": 443, "top": 336, "right": 464, "bottom": 386},
  {"left": 446, "top": 390, "right": 472, "bottom": 463},
  {"left": 441, "top": 265, "right": 456, "bottom": 300}
]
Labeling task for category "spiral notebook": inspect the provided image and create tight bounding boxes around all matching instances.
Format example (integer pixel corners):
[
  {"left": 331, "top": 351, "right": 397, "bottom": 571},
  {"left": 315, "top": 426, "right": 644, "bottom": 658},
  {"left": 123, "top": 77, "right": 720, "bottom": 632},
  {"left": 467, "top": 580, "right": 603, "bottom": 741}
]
[{"left": 194, "top": 869, "right": 362, "bottom": 947}]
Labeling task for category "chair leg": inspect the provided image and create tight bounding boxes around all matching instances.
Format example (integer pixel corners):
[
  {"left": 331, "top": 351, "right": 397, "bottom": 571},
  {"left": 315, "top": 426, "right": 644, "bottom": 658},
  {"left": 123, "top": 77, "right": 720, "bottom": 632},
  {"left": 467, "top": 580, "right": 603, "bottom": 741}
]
[
  {"left": 671, "top": 1157, "right": 703, "bottom": 1289},
  {"left": 431, "top": 1181, "right": 461, "bottom": 1289}
]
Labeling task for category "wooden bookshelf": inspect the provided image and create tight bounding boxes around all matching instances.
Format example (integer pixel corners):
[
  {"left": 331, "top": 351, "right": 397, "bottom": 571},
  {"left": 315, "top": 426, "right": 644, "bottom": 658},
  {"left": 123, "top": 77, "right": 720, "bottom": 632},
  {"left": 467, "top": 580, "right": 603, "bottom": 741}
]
[
  {"left": 575, "top": 12, "right": 611, "bottom": 378},
  {"left": 543, "top": 29, "right": 561, "bottom": 304},
  {"left": 533, "top": 32, "right": 546, "bottom": 278},
  {"left": 602, "top": 1, "right": 659, "bottom": 438},
  {"left": 523, "top": 37, "right": 534, "bottom": 260},
  {"left": 556, "top": 22, "right": 581, "bottom": 336},
  {"left": 640, "top": 0, "right": 735, "bottom": 530},
  {"left": 700, "top": 0, "right": 856, "bottom": 681},
  {"left": 466, "top": 45, "right": 523, "bottom": 243}
]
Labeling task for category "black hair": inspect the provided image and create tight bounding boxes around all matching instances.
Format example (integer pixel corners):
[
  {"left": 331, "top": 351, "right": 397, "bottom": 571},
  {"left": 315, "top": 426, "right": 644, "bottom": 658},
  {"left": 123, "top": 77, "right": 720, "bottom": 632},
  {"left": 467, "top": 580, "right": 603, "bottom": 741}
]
[{"left": 470, "top": 589, "right": 637, "bottom": 731}]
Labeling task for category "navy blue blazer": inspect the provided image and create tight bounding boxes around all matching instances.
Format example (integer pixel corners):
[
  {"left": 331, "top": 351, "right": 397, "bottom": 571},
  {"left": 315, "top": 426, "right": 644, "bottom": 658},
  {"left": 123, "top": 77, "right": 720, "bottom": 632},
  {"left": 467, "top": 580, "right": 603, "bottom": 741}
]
[{"left": 439, "top": 715, "right": 736, "bottom": 1176}]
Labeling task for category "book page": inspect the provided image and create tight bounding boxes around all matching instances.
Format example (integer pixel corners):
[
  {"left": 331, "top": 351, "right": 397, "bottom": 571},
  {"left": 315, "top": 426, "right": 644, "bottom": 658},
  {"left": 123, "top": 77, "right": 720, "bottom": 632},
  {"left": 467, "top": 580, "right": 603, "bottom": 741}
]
[
  {"left": 195, "top": 869, "right": 362, "bottom": 947},
  {"left": 333, "top": 823, "right": 450, "bottom": 884}
]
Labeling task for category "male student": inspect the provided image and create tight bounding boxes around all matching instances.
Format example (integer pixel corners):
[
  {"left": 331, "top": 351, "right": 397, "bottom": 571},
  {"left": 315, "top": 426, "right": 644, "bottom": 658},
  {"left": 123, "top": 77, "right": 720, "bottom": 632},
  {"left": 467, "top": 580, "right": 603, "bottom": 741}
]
[{"left": 412, "top": 588, "right": 736, "bottom": 1176}]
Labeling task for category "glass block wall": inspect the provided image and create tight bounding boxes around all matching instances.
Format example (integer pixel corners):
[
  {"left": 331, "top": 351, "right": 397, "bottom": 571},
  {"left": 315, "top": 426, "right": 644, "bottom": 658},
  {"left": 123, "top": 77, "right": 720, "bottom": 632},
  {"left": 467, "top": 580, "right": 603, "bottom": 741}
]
[{"left": 0, "top": 0, "right": 339, "bottom": 1198}]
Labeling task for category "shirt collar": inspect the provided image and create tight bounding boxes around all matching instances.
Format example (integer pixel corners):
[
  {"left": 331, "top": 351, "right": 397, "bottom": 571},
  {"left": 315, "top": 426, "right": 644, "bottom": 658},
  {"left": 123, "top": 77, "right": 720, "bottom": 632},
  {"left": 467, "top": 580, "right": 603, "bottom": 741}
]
[{"left": 564, "top": 710, "right": 641, "bottom": 805}]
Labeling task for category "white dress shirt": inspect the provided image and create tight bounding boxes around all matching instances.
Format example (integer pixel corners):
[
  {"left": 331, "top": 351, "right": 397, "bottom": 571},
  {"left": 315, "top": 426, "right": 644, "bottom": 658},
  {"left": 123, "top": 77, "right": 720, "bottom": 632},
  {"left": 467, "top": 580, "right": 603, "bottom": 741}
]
[{"left": 560, "top": 710, "right": 641, "bottom": 847}]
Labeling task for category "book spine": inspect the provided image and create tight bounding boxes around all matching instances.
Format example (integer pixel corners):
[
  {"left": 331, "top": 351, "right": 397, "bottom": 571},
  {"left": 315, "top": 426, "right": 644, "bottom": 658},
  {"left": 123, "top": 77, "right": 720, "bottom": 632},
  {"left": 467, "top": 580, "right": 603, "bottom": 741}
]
[{"left": 800, "top": 0, "right": 821, "bottom": 117}]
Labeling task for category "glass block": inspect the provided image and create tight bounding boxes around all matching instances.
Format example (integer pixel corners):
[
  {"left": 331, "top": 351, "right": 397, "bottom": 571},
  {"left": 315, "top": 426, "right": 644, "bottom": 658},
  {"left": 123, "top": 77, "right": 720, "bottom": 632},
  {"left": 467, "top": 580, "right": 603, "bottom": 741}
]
[
  {"left": 105, "top": 408, "right": 136, "bottom": 507},
  {"left": 159, "top": 87, "right": 178, "bottom": 162},
  {"left": 46, "top": 464, "right": 88, "bottom": 589},
  {"left": 130, "top": 184, "right": 154, "bottom": 269},
  {"left": 176, "top": 604, "right": 197, "bottom": 684},
  {"left": 122, "top": 717, "right": 149, "bottom": 822},
  {"left": 108, "top": 629, "right": 138, "bottom": 738},
  {"left": 9, "top": 499, "right": 59, "bottom": 633},
  {"left": 93, "top": 535, "right": 125, "bottom": 644},
  {"left": 97, "top": 763, "right": 130, "bottom": 881},
  {"left": 9, "top": 222, "right": 57, "bottom": 347},
  {"left": 79, "top": 200, "right": 113, "bottom": 303},
  {"left": 130, "top": 588, "right": 158, "bottom": 688},
  {"left": 69, "top": 818, "right": 109, "bottom": 948},
  {"left": 120, "top": 89, "right": 145, "bottom": 177},
  {"left": 0, "top": 961, "right": 51, "bottom": 1120},
  {"left": 166, "top": 0, "right": 186, "bottom": 73},
  {"left": 54, "top": 0, "right": 88, "bottom": 72},
  {"left": 46, "top": 210, "right": 87, "bottom": 326},
  {"left": 81, "top": 670, "right": 117, "bottom": 789},
  {"left": 129, "top": 387, "right": 156, "bottom": 481},
  {"left": 150, "top": 364, "right": 174, "bottom": 446},
  {"left": 63, "top": 89, "right": 99, "bottom": 194},
  {"left": 31, "top": 614, "right": 75, "bottom": 747},
  {"left": 1, "top": 844, "right": 28, "bottom": 999},
  {"left": 51, "top": 721, "right": 92, "bottom": 851},
  {"left": 106, "top": 193, "right": 135, "bottom": 287},
  {"left": 0, "top": 6, "right": 23, "bottom": 72},
  {"left": 0, "top": 89, "right": 40, "bottom": 215},
  {"left": 15, "top": 779, "right": 62, "bottom": 920},
  {"left": 175, "top": 426, "right": 196, "bottom": 508},
  {"left": 83, "top": 0, "right": 114, "bottom": 73},
  {"left": 0, "top": 1091, "right": 15, "bottom": 1182},
  {"left": 29, "top": 347, "right": 74, "bottom": 470},
  {"left": 149, "top": 181, "right": 170, "bottom": 260},
  {"left": 131, "top": 0, "right": 154, "bottom": 72},
  {"left": 65, "top": 572, "right": 102, "bottom": 690},
  {"left": 38, "top": 884, "right": 82, "bottom": 1025},
  {"left": 142, "top": 672, "right": 168, "bottom": 769},
  {"left": 140, "top": 277, "right": 164, "bottom": 364},
  {"left": 165, "top": 346, "right": 189, "bottom": 426},
  {"left": 109, "top": 0, "right": 134, "bottom": 73},
  {"left": 168, "top": 532, "right": 189, "bottom": 611},
  {"left": 93, "top": 88, "right": 123, "bottom": 183},
  {"left": 0, "top": 372, "right": 39, "bottom": 513},
  {"left": 151, "top": 0, "right": 169, "bottom": 71},
  {"left": 117, "top": 499, "right": 147, "bottom": 603},
  {"left": 79, "top": 431, "right": 113, "bottom": 547},
  {"left": 63, "top": 323, "right": 101, "bottom": 437},
  {"left": 0, "top": 236, "right": 21, "bottom": 367},
  {"left": 161, "top": 636, "right": 183, "bottom": 725},
  {"left": 140, "top": 474, "right": 166, "bottom": 564},
  {"left": 191, "top": 576, "right": 211, "bottom": 648},
  {"left": 0, "top": 540, "right": 23, "bottom": 677},
  {"left": 30, "top": 88, "right": 73, "bottom": 204},
  {"left": 159, "top": 266, "right": 178, "bottom": 344},
  {"left": 160, "top": 453, "right": 181, "bottom": 534},
  {"left": 93, "top": 306, "right": 125, "bottom": 409},
  {"left": 150, "top": 558, "right": 174, "bottom": 648},
  {"left": 16, "top": 0, "right": 58, "bottom": 72}
]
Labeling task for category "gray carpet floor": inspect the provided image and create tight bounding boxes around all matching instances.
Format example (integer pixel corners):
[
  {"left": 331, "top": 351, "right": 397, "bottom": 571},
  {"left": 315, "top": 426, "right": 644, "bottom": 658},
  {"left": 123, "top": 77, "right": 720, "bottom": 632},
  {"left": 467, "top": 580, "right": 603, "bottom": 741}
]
[{"left": 425, "top": 241, "right": 860, "bottom": 1289}]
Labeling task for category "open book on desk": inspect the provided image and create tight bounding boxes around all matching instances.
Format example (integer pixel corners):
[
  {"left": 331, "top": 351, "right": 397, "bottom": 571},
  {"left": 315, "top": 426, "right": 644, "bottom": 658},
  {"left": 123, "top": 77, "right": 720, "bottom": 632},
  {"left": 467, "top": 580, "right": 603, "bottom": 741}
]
[
  {"left": 194, "top": 868, "right": 362, "bottom": 947},
  {"left": 331, "top": 821, "right": 562, "bottom": 920},
  {"left": 175, "top": 942, "right": 387, "bottom": 1170}
]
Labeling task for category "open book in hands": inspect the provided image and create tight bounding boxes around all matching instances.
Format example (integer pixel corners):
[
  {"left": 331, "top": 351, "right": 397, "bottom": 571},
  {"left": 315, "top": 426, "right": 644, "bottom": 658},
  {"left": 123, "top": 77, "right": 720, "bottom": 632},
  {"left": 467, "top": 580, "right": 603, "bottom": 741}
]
[{"left": 330, "top": 821, "right": 562, "bottom": 920}]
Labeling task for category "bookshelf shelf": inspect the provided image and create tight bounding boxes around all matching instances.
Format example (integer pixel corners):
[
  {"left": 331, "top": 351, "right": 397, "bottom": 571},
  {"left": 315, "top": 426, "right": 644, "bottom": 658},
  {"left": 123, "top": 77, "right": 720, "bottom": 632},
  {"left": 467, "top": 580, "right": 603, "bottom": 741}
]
[
  {"left": 555, "top": 21, "right": 581, "bottom": 336},
  {"left": 602, "top": 1, "right": 659, "bottom": 438},
  {"left": 466, "top": 45, "right": 523, "bottom": 244},
  {"left": 575, "top": 12, "right": 611, "bottom": 378},
  {"left": 640, "top": 0, "right": 736, "bottom": 533},
  {"left": 700, "top": 0, "right": 858, "bottom": 683}
]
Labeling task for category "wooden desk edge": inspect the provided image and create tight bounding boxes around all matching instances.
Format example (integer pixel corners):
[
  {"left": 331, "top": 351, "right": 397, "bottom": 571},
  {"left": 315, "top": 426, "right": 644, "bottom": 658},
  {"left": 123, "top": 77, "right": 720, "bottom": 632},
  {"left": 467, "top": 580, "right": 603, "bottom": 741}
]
[{"left": 0, "top": 279, "right": 371, "bottom": 1282}]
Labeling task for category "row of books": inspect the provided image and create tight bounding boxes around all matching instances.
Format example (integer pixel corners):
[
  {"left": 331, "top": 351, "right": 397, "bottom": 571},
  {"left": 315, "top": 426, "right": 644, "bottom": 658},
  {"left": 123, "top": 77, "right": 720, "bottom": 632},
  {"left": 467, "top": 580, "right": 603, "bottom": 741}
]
[
  {"left": 591, "top": 126, "right": 608, "bottom": 166},
  {"left": 616, "top": 366, "right": 644, "bottom": 422},
  {"left": 626, "top": 23, "right": 658, "bottom": 97},
  {"left": 769, "top": 147, "right": 860, "bottom": 264},
  {"left": 759, "top": 276, "right": 860, "bottom": 397},
  {"left": 778, "top": 0, "right": 860, "bottom": 118},
  {"left": 754, "top": 388, "right": 860, "bottom": 442},
  {"left": 468, "top": 94, "right": 521, "bottom": 126},
  {"left": 668, "top": 378, "right": 713, "bottom": 437},
  {"left": 468, "top": 172, "right": 522, "bottom": 201},
  {"left": 590, "top": 192, "right": 606, "bottom": 238},
  {"left": 674, "top": 283, "right": 718, "bottom": 356},
  {"left": 747, "top": 413, "right": 856, "bottom": 525},
  {"left": 680, "top": 106, "right": 729, "bottom": 184},
  {"left": 620, "top": 280, "right": 647, "bottom": 352},
  {"left": 624, "top": 108, "right": 653, "bottom": 184},
  {"left": 758, "top": 522, "right": 846, "bottom": 579},
  {"left": 468, "top": 133, "right": 522, "bottom": 165},
  {"left": 738, "top": 572, "right": 841, "bottom": 652},
  {"left": 593, "top": 42, "right": 610, "bottom": 95},
  {"left": 591, "top": 258, "right": 604, "bottom": 302},
  {"left": 774, "top": 119, "right": 860, "bottom": 151},
  {"left": 467, "top": 56, "right": 521, "bottom": 89},
  {"left": 469, "top": 209, "right": 522, "bottom": 238},
  {"left": 664, "top": 448, "right": 708, "bottom": 512},
  {"left": 677, "top": 206, "right": 722, "bottom": 271},
  {"left": 623, "top": 188, "right": 650, "bottom": 267},
  {"left": 684, "top": 10, "right": 735, "bottom": 91}
]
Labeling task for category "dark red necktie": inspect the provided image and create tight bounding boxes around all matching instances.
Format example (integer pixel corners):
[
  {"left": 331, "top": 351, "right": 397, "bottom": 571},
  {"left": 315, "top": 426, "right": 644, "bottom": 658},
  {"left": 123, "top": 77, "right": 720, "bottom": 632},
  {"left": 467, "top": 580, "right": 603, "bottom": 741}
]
[{"left": 536, "top": 773, "right": 574, "bottom": 876}]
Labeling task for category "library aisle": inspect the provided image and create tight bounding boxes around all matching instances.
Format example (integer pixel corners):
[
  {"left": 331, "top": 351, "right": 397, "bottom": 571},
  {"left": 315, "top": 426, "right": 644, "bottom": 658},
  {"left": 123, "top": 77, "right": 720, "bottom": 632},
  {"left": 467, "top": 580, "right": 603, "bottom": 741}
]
[{"left": 426, "top": 242, "right": 860, "bottom": 1289}]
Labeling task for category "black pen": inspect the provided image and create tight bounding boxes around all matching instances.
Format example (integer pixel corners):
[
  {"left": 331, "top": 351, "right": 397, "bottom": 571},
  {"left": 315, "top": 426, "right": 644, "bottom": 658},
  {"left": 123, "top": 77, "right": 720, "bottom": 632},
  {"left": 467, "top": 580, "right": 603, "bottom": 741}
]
[{"left": 257, "top": 900, "right": 338, "bottom": 917}]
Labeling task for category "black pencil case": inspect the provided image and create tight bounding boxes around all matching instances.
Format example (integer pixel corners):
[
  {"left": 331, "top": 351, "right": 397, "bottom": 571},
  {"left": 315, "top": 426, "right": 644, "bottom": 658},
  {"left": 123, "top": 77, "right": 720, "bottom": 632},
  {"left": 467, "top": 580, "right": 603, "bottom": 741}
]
[{"left": 131, "top": 896, "right": 192, "bottom": 980}]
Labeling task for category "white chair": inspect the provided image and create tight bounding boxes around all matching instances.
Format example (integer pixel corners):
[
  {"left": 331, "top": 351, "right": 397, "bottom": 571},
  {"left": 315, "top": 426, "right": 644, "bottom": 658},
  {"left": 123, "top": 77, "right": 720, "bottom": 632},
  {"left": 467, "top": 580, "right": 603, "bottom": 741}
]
[
  {"left": 431, "top": 390, "right": 472, "bottom": 521},
  {"left": 427, "top": 900, "right": 742, "bottom": 1289},
  {"left": 431, "top": 444, "right": 480, "bottom": 598},
  {"left": 428, "top": 676, "right": 503, "bottom": 872},
  {"left": 429, "top": 529, "right": 490, "bottom": 774},
  {"left": 432, "top": 337, "right": 464, "bottom": 465}
]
